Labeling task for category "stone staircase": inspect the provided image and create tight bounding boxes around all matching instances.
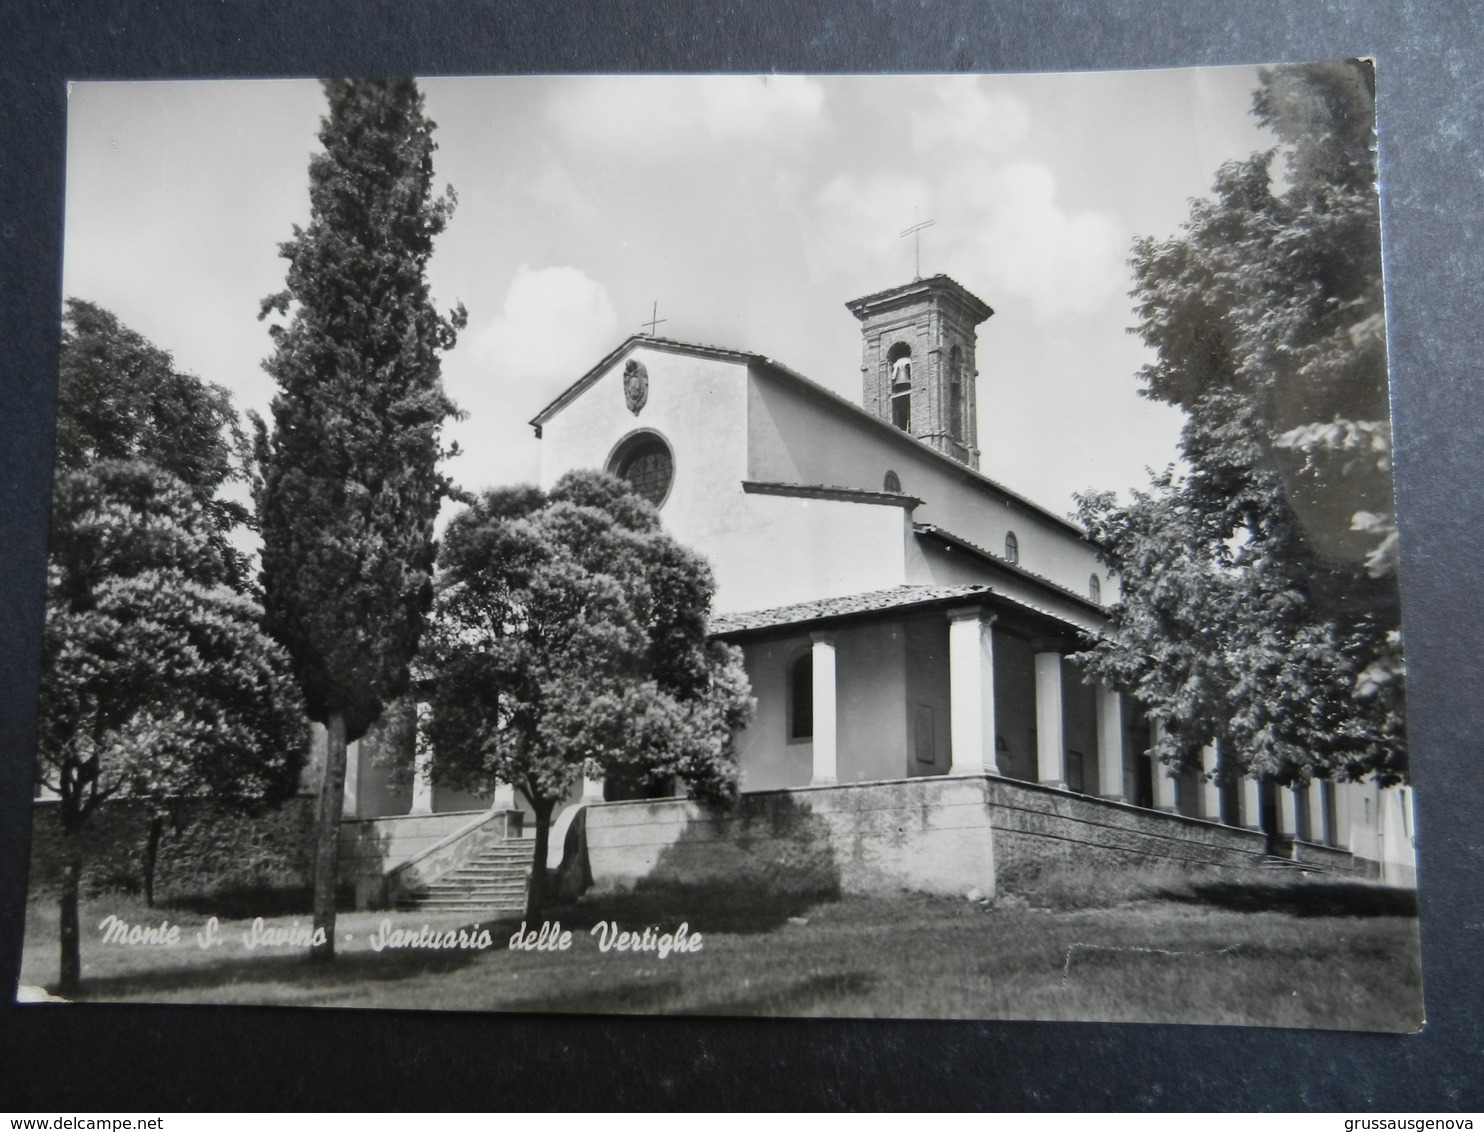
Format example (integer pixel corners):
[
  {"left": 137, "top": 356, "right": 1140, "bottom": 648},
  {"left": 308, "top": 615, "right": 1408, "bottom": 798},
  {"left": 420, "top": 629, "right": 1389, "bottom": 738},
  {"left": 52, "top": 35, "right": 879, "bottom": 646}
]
[{"left": 395, "top": 838, "right": 532, "bottom": 913}]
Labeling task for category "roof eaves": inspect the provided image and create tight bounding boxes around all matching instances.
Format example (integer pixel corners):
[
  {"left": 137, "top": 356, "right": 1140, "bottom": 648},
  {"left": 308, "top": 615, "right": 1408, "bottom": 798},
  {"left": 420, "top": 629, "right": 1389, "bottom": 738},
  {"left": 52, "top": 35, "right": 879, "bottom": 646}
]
[
  {"left": 528, "top": 334, "right": 761, "bottom": 430},
  {"left": 914, "top": 523, "right": 1107, "bottom": 615},
  {"left": 844, "top": 274, "right": 995, "bottom": 323},
  {"left": 527, "top": 334, "right": 1091, "bottom": 544},
  {"left": 741, "top": 480, "right": 924, "bottom": 509}
]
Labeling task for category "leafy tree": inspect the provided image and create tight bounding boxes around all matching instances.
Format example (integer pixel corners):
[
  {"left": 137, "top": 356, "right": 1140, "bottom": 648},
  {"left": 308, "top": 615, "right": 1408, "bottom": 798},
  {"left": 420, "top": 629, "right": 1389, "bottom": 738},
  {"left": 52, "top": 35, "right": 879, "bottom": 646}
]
[
  {"left": 422, "top": 471, "right": 753, "bottom": 918},
  {"left": 37, "top": 303, "right": 305, "bottom": 992},
  {"left": 57, "top": 298, "right": 254, "bottom": 590},
  {"left": 1075, "top": 60, "right": 1403, "bottom": 789},
  {"left": 39, "top": 460, "right": 307, "bottom": 993},
  {"left": 54, "top": 299, "right": 268, "bottom": 899},
  {"left": 254, "top": 78, "right": 464, "bottom": 959}
]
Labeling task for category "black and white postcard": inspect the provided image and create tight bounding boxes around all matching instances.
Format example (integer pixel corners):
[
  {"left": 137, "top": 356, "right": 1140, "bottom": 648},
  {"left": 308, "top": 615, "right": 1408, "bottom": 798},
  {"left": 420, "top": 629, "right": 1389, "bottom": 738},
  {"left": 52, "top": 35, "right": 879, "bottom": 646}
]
[{"left": 15, "top": 64, "right": 1423, "bottom": 1032}]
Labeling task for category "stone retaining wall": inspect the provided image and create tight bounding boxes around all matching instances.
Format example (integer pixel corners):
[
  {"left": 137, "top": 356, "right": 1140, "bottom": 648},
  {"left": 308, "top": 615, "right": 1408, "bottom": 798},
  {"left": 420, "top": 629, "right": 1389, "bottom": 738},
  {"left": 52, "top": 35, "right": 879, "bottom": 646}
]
[
  {"left": 570, "top": 773, "right": 1346, "bottom": 903},
  {"left": 983, "top": 776, "right": 1269, "bottom": 895},
  {"left": 338, "top": 810, "right": 491, "bottom": 881},
  {"left": 1294, "top": 838, "right": 1359, "bottom": 873},
  {"left": 581, "top": 775, "right": 997, "bottom": 898}
]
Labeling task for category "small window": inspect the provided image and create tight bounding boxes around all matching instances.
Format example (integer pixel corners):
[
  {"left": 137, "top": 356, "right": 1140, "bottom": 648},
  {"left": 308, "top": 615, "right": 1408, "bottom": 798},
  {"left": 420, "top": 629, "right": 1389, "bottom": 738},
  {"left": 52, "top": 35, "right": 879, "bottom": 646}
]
[
  {"left": 789, "top": 652, "right": 813, "bottom": 740},
  {"left": 1089, "top": 573, "right": 1102, "bottom": 603},
  {"left": 1004, "top": 531, "right": 1019, "bottom": 565},
  {"left": 883, "top": 470, "right": 902, "bottom": 493}
]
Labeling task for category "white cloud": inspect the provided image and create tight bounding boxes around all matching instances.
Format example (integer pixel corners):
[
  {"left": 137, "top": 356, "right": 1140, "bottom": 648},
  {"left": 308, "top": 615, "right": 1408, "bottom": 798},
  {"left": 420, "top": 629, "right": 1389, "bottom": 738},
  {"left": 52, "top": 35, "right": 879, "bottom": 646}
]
[
  {"left": 522, "top": 157, "right": 600, "bottom": 226},
  {"left": 909, "top": 78, "right": 1031, "bottom": 156},
  {"left": 443, "top": 266, "right": 621, "bottom": 494},
  {"left": 802, "top": 82, "right": 1125, "bottom": 321},
  {"left": 546, "top": 75, "right": 826, "bottom": 156},
  {"left": 802, "top": 171, "right": 934, "bottom": 281},
  {"left": 467, "top": 264, "right": 619, "bottom": 379},
  {"left": 803, "top": 158, "right": 1124, "bottom": 320},
  {"left": 941, "top": 159, "right": 1127, "bottom": 319}
]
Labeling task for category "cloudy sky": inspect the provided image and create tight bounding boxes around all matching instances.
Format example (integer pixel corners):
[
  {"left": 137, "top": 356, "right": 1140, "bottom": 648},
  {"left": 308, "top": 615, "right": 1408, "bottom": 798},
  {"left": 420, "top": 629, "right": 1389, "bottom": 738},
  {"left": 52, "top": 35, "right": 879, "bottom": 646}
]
[{"left": 60, "top": 68, "right": 1276, "bottom": 521}]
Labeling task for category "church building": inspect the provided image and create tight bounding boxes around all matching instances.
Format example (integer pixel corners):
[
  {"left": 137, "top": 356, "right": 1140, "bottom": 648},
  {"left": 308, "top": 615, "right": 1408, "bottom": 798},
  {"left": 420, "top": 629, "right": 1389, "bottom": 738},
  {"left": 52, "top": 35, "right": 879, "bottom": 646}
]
[{"left": 337, "top": 274, "right": 1417, "bottom": 906}]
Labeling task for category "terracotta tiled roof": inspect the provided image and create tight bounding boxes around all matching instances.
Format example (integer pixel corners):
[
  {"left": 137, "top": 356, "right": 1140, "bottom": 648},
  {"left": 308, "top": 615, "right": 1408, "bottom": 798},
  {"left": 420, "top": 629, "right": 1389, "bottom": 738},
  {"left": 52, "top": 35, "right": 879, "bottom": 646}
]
[{"left": 710, "top": 584, "right": 990, "bottom": 636}]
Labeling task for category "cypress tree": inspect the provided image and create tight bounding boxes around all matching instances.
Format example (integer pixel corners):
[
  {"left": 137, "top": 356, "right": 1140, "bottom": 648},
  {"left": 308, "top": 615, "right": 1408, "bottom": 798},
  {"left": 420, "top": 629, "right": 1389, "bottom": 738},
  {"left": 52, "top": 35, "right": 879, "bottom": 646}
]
[{"left": 256, "top": 78, "right": 464, "bottom": 959}]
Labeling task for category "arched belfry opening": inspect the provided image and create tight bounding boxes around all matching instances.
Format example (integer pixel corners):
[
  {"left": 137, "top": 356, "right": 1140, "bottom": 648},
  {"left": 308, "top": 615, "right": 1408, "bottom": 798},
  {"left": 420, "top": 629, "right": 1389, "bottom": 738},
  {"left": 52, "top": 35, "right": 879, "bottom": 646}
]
[
  {"left": 846, "top": 275, "right": 994, "bottom": 470},
  {"left": 887, "top": 342, "right": 913, "bottom": 431}
]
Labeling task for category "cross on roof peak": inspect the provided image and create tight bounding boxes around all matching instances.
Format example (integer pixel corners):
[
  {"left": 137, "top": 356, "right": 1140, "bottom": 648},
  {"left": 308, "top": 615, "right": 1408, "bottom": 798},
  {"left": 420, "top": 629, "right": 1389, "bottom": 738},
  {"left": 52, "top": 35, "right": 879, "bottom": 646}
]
[{"left": 641, "top": 301, "right": 668, "bottom": 337}]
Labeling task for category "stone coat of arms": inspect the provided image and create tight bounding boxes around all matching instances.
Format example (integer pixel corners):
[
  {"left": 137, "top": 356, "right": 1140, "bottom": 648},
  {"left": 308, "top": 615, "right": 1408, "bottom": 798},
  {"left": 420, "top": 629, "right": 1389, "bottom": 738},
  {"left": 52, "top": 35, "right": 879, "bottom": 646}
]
[{"left": 623, "top": 358, "right": 648, "bottom": 415}]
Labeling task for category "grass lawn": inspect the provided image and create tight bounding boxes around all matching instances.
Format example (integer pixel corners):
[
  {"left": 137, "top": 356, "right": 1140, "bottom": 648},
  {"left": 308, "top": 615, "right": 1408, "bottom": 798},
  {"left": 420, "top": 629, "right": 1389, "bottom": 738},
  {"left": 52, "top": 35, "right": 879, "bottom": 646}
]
[{"left": 16, "top": 874, "right": 1423, "bottom": 1031}]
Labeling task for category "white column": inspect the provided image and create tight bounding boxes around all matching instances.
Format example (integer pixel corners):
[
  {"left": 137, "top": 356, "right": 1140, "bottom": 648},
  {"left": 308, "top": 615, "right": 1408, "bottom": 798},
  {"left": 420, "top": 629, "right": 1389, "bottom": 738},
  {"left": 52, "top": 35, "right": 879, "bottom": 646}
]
[
  {"left": 811, "top": 632, "right": 838, "bottom": 785},
  {"left": 948, "top": 610, "right": 997, "bottom": 775},
  {"left": 1277, "top": 785, "right": 1300, "bottom": 839},
  {"left": 582, "top": 772, "right": 605, "bottom": 801},
  {"left": 1146, "top": 719, "right": 1177, "bottom": 812},
  {"left": 409, "top": 702, "right": 434, "bottom": 814},
  {"left": 1334, "top": 780, "right": 1355, "bottom": 849},
  {"left": 1306, "top": 781, "right": 1328, "bottom": 845},
  {"left": 1199, "top": 742, "right": 1223, "bottom": 821},
  {"left": 1095, "top": 685, "right": 1124, "bottom": 801},
  {"left": 1240, "top": 777, "right": 1263, "bottom": 831},
  {"left": 410, "top": 745, "right": 434, "bottom": 814},
  {"left": 493, "top": 782, "right": 517, "bottom": 809},
  {"left": 342, "top": 737, "right": 360, "bottom": 818},
  {"left": 1034, "top": 649, "right": 1066, "bottom": 788}
]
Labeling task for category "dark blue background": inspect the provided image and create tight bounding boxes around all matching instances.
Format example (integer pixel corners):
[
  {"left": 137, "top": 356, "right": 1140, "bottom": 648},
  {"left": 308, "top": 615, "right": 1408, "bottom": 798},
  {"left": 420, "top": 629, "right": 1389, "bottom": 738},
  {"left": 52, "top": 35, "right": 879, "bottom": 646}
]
[{"left": 2, "top": 0, "right": 1480, "bottom": 1110}]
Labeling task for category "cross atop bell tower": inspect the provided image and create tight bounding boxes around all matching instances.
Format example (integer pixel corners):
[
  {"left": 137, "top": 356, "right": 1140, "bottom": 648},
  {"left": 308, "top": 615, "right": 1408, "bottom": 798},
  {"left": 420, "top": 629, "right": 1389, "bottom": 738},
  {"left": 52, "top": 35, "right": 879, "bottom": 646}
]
[{"left": 845, "top": 274, "right": 994, "bottom": 470}]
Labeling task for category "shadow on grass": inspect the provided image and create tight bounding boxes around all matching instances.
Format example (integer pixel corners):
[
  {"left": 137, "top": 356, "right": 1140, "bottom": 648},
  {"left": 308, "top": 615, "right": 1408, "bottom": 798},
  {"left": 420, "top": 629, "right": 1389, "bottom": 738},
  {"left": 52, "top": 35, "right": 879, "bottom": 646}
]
[
  {"left": 1168, "top": 879, "right": 1418, "bottom": 918},
  {"left": 163, "top": 883, "right": 323, "bottom": 920},
  {"left": 62, "top": 927, "right": 487, "bottom": 1001}
]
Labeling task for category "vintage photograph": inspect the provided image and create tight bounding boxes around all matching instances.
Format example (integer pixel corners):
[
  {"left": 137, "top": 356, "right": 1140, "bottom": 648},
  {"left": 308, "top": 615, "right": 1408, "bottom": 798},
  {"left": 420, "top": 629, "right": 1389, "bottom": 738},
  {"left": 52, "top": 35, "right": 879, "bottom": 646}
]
[{"left": 16, "top": 63, "right": 1421, "bottom": 1029}]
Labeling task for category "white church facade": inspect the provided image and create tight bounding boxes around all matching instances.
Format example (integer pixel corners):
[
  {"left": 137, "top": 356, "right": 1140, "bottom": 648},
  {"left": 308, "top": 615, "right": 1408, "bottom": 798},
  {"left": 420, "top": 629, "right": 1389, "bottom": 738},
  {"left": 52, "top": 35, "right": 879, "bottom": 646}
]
[{"left": 337, "top": 274, "right": 1417, "bottom": 902}]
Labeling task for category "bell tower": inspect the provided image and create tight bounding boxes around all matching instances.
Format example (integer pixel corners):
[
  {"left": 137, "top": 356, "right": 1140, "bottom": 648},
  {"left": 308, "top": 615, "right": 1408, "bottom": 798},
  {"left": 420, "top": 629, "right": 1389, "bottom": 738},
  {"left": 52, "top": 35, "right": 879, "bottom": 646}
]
[{"left": 846, "top": 274, "right": 993, "bottom": 470}]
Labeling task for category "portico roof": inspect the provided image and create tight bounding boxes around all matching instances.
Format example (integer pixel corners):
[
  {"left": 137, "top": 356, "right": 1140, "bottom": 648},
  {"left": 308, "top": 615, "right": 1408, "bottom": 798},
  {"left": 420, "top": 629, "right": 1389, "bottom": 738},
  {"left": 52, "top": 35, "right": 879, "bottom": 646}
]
[
  {"left": 709, "top": 583, "right": 1084, "bottom": 643},
  {"left": 710, "top": 584, "right": 987, "bottom": 636}
]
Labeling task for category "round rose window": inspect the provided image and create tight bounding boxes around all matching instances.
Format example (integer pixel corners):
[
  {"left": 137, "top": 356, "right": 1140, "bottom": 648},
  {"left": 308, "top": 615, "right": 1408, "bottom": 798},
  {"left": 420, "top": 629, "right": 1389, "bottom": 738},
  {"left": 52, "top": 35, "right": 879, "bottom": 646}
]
[{"left": 610, "top": 432, "right": 674, "bottom": 507}]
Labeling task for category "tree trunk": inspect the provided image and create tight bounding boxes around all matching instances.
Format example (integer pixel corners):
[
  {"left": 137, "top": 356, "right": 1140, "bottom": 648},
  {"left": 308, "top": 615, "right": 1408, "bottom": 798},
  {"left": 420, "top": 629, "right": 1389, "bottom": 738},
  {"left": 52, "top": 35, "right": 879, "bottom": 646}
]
[
  {"left": 525, "top": 797, "right": 555, "bottom": 922},
  {"left": 58, "top": 838, "right": 82, "bottom": 996},
  {"left": 143, "top": 813, "right": 164, "bottom": 908},
  {"left": 311, "top": 709, "right": 349, "bottom": 961}
]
